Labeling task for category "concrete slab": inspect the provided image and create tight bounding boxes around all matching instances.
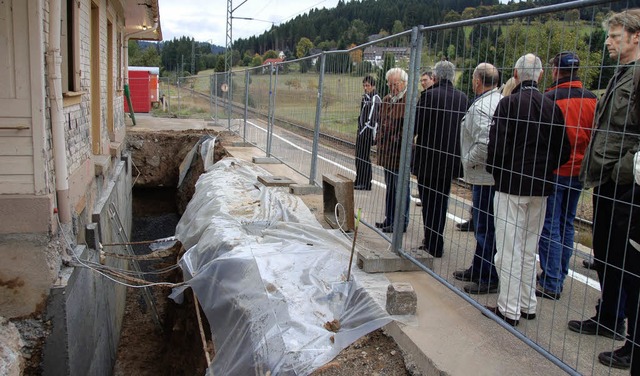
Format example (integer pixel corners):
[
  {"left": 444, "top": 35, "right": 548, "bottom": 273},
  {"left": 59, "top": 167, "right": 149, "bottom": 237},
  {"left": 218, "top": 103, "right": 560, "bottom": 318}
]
[
  {"left": 257, "top": 175, "right": 295, "bottom": 187},
  {"left": 231, "top": 141, "right": 254, "bottom": 147},
  {"left": 289, "top": 184, "right": 323, "bottom": 195},
  {"left": 252, "top": 156, "right": 281, "bottom": 164},
  {"left": 357, "top": 247, "right": 433, "bottom": 273}
]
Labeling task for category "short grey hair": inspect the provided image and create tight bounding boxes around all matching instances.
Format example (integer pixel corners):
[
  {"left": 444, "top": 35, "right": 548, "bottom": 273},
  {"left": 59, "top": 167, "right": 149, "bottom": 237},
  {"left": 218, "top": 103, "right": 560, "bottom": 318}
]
[
  {"left": 514, "top": 53, "right": 543, "bottom": 82},
  {"left": 603, "top": 9, "right": 640, "bottom": 34},
  {"left": 385, "top": 67, "right": 408, "bottom": 82},
  {"left": 433, "top": 61, "right": 456, "bottom": 82}
]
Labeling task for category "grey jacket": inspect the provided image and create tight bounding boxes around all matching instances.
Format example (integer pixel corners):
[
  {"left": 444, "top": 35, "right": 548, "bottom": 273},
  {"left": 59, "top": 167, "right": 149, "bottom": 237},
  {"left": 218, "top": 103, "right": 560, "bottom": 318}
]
[
  {"left": 580, "top": 61, "right": 640, "bottom": 188},
  {"left": 460, "top": 87, "right": 502, "bottom": 185}
]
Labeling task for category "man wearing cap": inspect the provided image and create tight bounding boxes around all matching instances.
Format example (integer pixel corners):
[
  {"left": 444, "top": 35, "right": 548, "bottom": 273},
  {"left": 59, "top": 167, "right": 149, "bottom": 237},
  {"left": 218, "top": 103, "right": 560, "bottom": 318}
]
[
  {"left": 536, "top": 52, "right": 597, "bottom": 301},
  {"left": 573, "top": 9, "right": 640, "bottom": 370}
]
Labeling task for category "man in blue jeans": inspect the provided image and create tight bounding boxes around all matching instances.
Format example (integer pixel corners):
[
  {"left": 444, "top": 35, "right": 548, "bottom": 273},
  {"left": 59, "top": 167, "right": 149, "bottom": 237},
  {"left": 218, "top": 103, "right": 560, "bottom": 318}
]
[
  {"left": 454, "top": 63, "right": 502, "bottom": 293},
  {"left": 537, "top": 51, "right": 596, "bottom": 300}
]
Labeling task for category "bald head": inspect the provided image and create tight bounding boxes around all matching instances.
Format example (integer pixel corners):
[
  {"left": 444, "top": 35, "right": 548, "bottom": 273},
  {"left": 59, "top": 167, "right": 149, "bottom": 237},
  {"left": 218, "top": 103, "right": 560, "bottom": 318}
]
[{"left": 473, "top": 63, "right": 500, "bottom": 94}]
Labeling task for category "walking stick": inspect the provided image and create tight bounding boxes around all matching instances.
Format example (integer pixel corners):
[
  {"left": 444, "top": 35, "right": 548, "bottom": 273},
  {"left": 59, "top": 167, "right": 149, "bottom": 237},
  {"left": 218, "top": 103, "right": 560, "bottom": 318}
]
[{"left": 346, "top": 208, "right": 362, "bottom": 282}]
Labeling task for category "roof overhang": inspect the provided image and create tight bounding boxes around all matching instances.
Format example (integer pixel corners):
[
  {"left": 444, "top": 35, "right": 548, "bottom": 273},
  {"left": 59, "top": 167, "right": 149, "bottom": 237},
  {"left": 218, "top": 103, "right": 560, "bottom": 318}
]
[{"left": 123, "top": 0, "right": 162, "bottom": 41}]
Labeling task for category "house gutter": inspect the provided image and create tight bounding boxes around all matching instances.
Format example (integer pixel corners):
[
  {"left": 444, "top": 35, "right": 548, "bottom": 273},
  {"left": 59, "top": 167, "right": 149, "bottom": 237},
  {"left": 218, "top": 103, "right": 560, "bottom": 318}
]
[
  {"left": 47, "top": 0, "right": 71, "bottom": 224},
  {"left": 123, "top": 22, "right": 158, "bottom": 125}
]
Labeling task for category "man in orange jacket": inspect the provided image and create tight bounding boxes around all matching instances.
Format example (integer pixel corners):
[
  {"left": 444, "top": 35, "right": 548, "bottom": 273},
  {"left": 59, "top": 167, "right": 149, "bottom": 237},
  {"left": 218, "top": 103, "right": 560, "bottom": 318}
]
[{"left": 536, "top": 51, "right": 597, "bottom": 300}]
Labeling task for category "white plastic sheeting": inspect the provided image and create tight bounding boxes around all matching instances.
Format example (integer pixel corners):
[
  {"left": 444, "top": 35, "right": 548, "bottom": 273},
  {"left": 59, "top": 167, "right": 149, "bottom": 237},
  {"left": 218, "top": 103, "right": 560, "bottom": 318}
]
[{"left": 171, "top": 158, "right": 392, "bottom": 375}]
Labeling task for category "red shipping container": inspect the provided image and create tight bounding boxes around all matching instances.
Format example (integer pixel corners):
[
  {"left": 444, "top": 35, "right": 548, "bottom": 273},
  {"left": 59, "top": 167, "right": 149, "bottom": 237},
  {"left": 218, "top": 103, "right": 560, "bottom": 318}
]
[{"left": 124, "top": 70, "right": 151, "bottom": 113}]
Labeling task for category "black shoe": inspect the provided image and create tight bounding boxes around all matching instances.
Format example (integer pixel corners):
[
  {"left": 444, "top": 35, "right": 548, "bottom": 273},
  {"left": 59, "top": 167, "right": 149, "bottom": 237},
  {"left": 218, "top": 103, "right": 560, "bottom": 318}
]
[
  {"left": 598, "top": 346, "right": 631, "bottom": 369},
  {"left": 535, "top": 287, "right": 561, "bottom": 300},
  {"left": 520, "top": 311, "right": 536, "bottom": 320},
  {"left": 375, "top": 222, "right": 388, "bottom": 229},
  {"left": 483, "top": 306, "right": 519, "bottom": 326},
  {"left": 567, "top": 317, "right": 626, "bottom": 340},
  {"left": 464, "top": 281, "right": 499, "bottom": 294},
  {"left": 583, "top": 259, "right": 595, "bottom": 269},
  {"left": 456, "top": 219, "right": 474, "bottom": 232},
  {"left": 380, "top": 225, "right": 406, "bottom": 233},
  {"left": 354, "top": 184, "right": 371, "bottom": 191},
  {"left": 453, "top": 268, "right": 477, "bottom": 282}
]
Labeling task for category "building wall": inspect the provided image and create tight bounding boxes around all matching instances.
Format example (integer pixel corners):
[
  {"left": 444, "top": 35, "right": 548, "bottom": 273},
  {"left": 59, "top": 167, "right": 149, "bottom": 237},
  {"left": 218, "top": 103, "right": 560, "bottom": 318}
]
[{"left": 0, "top": 0, "right": 131, "bottom": 319}]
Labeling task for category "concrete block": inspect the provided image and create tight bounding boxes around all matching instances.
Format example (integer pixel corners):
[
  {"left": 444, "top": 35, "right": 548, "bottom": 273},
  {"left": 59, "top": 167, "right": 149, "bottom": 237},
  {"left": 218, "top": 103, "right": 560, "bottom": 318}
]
[
  {"left": 289, "top": 184, "right": 323, "bottom": 195},
  {"left": 109, "top": 141, "right": 123, "bottom": 158},
  {"left": 357, "top": 247, "right": 433, "bottom": 273},
  {"left": 257, "top": 175, "right": 296, "bottom": 187},
  {"left": 386, "top": 282, "right": 417, "bottom": 315},
  {"left": 92, "top": 155, "right": 111, "bottom": 177},
  {"left": 322, "top": 174, "right": 354, "bottom": 231},
  {"left": 231, "top": 141, "right": 254, "bottom": 147},
  {"left": 252, "top": 157, "right": 281, "bottom": 164}
]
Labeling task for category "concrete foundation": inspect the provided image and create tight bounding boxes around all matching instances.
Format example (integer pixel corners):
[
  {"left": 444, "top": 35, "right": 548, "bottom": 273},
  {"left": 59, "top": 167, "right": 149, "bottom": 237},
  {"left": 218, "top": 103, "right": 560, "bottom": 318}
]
[
  {"left": 289, "top": 184, "right": 323, "bottom": 195},
  {"left": 43, "top": 157, "right": 132, "bottom": 376},
  {"left": 356, "top": 248, "right": 433, "bottom": 273},
  {"left": 252, "top": 156, "right": 281, "bottom": 164}
]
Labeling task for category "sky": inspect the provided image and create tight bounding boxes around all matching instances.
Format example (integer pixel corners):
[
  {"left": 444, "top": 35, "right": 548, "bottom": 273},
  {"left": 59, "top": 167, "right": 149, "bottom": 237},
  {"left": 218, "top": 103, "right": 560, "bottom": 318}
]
[{"left": 158, "top": 0, "right": 342, "bottom": 46}]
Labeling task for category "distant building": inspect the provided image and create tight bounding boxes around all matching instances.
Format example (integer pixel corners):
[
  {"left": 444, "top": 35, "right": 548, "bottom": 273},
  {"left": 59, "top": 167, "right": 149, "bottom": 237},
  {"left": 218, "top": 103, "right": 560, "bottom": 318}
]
[
  {"left": 363, "top": 46, "right": 411, "bottom": 67},
  {"left": 262, "top": 58, "right": 285, "bottom": 73}
]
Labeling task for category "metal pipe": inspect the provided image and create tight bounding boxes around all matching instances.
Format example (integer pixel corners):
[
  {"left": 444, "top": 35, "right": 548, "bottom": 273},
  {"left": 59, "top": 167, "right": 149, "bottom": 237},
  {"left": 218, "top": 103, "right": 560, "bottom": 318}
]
[{"left": 47, "top": 0, "right": 71, "bottom": 224}]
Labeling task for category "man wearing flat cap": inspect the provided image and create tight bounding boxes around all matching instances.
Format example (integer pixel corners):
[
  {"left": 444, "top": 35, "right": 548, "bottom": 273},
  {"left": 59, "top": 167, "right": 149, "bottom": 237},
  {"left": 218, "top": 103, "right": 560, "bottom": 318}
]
[{"left": 536, "top": 51, "right": 597, "bottom": 301}]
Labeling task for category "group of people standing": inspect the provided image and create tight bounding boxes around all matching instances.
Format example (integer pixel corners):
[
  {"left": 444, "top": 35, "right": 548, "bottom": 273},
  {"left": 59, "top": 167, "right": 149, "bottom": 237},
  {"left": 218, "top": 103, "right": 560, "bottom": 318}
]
[{"left": 352, "top": 9, "right": 640, "bottom": 372}]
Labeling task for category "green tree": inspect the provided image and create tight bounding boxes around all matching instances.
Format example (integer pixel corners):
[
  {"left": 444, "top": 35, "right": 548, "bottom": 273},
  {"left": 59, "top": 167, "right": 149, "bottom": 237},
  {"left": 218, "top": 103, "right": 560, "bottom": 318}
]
[
  {"left": 391, "top": 20, "right": 404, "bottom": 35},
  {"left": 250, "top": 54, "right": 263, "bottom": 67},
  {"left": 296, "top": 37, "right": 314, "bottom": 59},
  {"left": 263, "top": 50, "right": 279, "bottom": 60}
]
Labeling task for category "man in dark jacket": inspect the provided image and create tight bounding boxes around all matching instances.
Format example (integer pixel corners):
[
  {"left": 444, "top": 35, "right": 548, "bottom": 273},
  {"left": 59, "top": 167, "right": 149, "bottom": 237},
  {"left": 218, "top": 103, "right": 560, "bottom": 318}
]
[
  {"left": 484, "top": 53, "right": 570, "bottom": 326},
  {"left": 375, "top": 68, "right": 410, "bottom": 233},
  {"left": 537, "top": 51, "right": 597, "bottom": 301},
  {"left": 572, "top": 9, "right": 640, "bottom": 370},
  {"left": 355, "top": 75, "right": 381, "bottom": 190},
  {"left": 412, "top": 61, "right": 469, "bottom": 257}
]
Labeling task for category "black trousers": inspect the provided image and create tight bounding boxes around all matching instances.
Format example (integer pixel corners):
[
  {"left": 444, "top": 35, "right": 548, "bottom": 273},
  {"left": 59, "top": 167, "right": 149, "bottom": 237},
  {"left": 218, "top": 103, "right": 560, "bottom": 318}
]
[
  {"left": 592, "top": 181, "right": 635, "bottom": 324},
  {"left": 417, "top": 175, "right": 452, "bottom": 256},
  {"left": 612, "top": 184, "right": 640, "bottom": 372},
  {"left": 355, "top": 128, "right": 373, "bottom": 187}
]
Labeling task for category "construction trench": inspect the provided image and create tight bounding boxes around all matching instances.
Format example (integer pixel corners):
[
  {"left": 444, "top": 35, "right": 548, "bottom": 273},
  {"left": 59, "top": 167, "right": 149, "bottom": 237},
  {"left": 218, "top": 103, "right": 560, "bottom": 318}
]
[{"left": 113, "top": 129, "right": 412, "bottom": 376}]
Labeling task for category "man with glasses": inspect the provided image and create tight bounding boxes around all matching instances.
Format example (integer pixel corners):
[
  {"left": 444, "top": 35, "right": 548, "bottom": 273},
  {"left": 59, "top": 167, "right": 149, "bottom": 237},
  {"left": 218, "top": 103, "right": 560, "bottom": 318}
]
[{"left": 573, "top": 9, "right": 640, "bottom": 370}]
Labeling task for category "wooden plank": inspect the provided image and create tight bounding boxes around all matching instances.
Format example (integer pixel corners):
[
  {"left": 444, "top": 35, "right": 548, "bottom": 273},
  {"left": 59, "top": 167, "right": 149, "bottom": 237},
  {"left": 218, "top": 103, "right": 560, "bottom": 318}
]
[
  {"left": 0, "top": 174, "right": 34, "bottom": 195},
  {"left": 0, "top": 155, "right": 33, "bottom": 175},
  {"left": 0, "top": 137, "right": 33, "bottom": 155}
]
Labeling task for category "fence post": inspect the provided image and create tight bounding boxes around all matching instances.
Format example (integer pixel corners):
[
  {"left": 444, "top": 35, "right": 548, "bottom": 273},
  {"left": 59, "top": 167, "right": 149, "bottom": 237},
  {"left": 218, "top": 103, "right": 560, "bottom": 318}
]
[
  {"left": 209, "top": 74, "right": 214, "bottom": 121},
  {"left": 244, "top": 70, "right": 250, "bottom": 142},
  {"left": 266, "top": 63, "right": 275, "bottom": 157},
  {"left": 392, "top": 26, "right": 423, "bottom": 253},
  {"left": 227, "top": 73, "right": 232, "bottom": 131},
  {"left": 214, "top": 74, "right": 219, "bottom": 125},
  {"left": 177, "top": 76, "right": 182, "bottom": 114},
  {"left": 309, "top": 54, "right": 326, "bottom": 187}
]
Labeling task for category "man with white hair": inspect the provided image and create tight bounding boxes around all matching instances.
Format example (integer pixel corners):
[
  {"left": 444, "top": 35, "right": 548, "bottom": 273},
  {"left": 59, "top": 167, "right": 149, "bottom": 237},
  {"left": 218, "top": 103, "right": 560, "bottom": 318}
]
[
  {"left": 375, "top": 67, "right": 411, "bottom": 233},
  {"left": 484, "top": 53, "right": 570, "bottom": 326},
  {"left": 413, "top": 60, "right": 469, "bottom": 257}
]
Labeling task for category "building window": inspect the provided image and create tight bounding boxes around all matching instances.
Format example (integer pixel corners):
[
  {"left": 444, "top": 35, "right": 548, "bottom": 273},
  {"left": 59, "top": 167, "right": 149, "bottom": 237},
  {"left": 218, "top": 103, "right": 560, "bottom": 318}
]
[{"left": 61, "top": 0, "right": 79, "bottom": 93}]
